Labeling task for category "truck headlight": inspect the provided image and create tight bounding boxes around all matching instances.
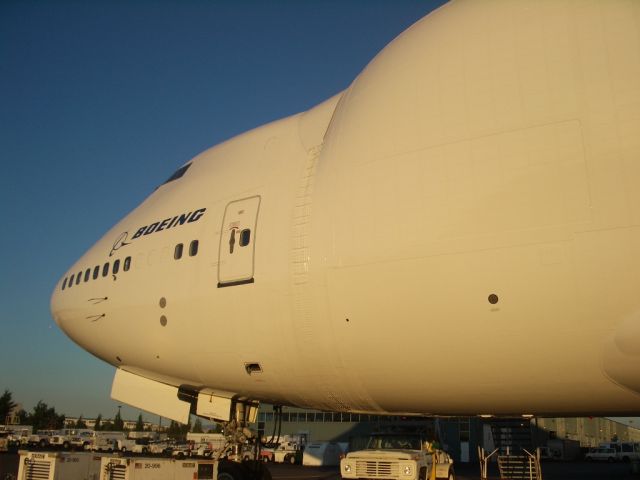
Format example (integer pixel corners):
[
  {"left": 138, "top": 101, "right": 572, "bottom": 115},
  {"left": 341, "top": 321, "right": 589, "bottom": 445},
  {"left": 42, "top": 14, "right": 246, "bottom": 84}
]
[
  {"left": 403, "top": 465, "right": 413, "bottom": 475},
  {"left": 344, "top": 464, "right": 352, "bottom": 473}
]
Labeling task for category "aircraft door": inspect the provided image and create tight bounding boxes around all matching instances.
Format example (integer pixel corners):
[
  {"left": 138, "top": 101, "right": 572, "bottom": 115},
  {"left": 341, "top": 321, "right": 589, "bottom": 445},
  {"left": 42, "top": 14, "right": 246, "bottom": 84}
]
[{"left": 218, "top": 195, "right": 261, "bottom": 287}]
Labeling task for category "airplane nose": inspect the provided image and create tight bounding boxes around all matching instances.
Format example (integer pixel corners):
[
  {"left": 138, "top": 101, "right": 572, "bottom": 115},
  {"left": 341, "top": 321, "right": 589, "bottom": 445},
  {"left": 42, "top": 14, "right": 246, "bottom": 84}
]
[
  {"left": 50, "top": 279, "right": 68, "bottom": 333},
  {"left": 50, "top": 274, "right": 85, "bottom": 341}
]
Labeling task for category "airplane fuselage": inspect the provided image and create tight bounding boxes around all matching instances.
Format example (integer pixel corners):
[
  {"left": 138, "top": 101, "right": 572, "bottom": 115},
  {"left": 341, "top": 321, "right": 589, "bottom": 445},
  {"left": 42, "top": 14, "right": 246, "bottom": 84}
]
[{"left": 51, "top": 0, "right": 640, "bottom": 418}]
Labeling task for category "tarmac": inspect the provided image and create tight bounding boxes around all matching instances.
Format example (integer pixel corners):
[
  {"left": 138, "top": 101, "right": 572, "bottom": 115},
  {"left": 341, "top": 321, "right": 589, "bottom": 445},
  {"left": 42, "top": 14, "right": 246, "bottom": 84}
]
[{"left": 2, "top": 452, "right": 640, "bottom": 479}]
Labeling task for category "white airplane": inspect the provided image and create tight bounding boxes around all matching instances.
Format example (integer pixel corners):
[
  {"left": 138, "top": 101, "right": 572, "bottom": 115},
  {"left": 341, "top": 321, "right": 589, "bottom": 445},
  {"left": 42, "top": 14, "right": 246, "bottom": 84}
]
[{"left": 52, "top": 0, "right": 640, "bottom": 446}]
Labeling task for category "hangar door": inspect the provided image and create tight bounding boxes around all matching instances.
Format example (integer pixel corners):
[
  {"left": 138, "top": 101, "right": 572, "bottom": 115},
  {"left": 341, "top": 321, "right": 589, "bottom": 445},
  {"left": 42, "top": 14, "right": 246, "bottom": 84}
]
[{"left": 218, "top": 196, "right": 261, "bottom": 287}]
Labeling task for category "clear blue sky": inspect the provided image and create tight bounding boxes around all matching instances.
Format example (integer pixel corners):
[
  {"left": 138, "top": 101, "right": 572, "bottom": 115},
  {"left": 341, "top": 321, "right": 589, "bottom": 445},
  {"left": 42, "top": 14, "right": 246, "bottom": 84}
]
[{"left": 0, "top": 0, "right": 447, "bottom": 422}]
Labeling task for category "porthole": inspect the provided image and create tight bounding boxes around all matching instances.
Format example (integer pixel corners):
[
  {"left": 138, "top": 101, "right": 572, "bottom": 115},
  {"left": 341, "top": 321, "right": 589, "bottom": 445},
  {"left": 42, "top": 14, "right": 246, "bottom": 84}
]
[
  {"left": 239, "top": 229, "right": 251, "bottom": 247},
  {"left": 124, "top": 256, "right": 131, "bottom": 271},
  {"left": 62, "top": 277, "right": 67, "bottom": 290},
  {"left": 113, "top": 259, "right": 120, "bottom": 275},
  {"left": 174, "top": 243, "right": 183, "bottom": 260},
  {"left": 102, "top": 262, "right": 109, "bottom": 277},
  {"left": 84, "top": 268, "right": 91, "bottom": 282},
  {"left": 93, "top": 265, "right": 100, "bottom": 280},
  {"left": 189, "top": 240, "right": 199, "bottom": 257},
  {"left": 68, "top": 274, "right": 74, "bottom": 288},
  {"left": 76, "top": 272, "right": 82, "bottom": 285}
]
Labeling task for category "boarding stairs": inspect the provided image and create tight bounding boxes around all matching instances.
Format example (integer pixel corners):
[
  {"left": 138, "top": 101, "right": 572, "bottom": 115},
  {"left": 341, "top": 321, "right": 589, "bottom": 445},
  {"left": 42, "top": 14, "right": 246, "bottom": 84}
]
[
  {"left": 479, "top": 418, "right": 542, "bottom": 480},
  {"left": 490, "top": 418, "right": 534, "bottom": 453},
  {"left": 497, "top": 449, "right": 541, "bottom": 480}
]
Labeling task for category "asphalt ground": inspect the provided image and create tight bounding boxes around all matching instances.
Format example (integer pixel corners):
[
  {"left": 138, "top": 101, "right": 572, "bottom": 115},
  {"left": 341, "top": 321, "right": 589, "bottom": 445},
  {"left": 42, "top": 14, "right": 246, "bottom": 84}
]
[{"left": 2, "top": 453, "right": 640, "bottom": 479}]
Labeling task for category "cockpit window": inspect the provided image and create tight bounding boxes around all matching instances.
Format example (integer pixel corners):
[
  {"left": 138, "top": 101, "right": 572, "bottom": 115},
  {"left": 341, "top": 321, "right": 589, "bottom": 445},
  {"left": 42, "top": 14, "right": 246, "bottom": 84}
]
[{"left": 162, "top": 163, "right": 191, "bottom": 185}]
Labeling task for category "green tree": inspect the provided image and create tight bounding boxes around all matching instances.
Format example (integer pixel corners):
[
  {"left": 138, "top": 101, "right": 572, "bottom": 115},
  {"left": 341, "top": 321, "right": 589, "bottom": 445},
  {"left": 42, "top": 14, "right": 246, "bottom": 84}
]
[
  {"left": 210, "top": 423, "right": 223, "bottom": 434},
  {"left": 75, "top": 415, "right": 87, "bottom": 429},
  {"left": 0, "top": 390, "right": 16, "bottom": 423},
  {"left": 192, "top": 418, "right": 203, "bottom": 433},
  {"left": 135, "top": 414, "right": 144, "bottom": 432},
  {"left": 27, "top": 401, "right": 65, "bottom": 430},
  {"left": 113, "top": 409, "right": 124, "bottom": 431},
  {"left": 94, "top": 414, "right": 102, "bottom": 431},
  {"left": 167, "top": 420, "right": 190, "bottom": 440}
]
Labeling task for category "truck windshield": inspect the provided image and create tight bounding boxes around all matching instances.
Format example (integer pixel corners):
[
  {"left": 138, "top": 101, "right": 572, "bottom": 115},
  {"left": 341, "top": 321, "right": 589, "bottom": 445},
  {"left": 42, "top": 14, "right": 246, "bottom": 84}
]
[{"left": 366, "top": 434, "right": 422, "bottom": 450}]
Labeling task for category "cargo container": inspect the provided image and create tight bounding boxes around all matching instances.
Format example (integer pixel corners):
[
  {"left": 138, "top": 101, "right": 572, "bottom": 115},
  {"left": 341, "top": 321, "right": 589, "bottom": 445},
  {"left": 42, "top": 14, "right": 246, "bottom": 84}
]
[{"left": 17, "top": 450, "right": 105, "bottom": 480}]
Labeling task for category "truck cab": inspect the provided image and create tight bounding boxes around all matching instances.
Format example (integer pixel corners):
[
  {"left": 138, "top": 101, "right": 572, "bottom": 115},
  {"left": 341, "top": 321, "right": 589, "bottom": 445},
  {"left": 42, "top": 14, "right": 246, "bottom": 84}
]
[{"left": 340, "top": 433, "right": 454, "bottom": 480}]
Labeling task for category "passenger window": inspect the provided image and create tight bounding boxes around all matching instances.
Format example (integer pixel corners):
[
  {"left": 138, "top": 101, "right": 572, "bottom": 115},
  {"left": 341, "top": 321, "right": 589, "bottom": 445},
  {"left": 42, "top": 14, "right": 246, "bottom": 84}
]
[
  {"left": 113, "top": 259, "right": 120, "bottom": 274},
  {"left": 84, "top": 268, "right": 91, "bottom": 282},
  {"left": 76, "top": 272, "right": 82, "bottom": 285},
  {"left": 62, "top": 278, "right": 67, "bottom": 290},
  {"left": 69, "top": 274, "right": 75, "bottom": 287},
  {"left": 239, "top": 229, "right": 251, "bottom": 247},
  {"left": 102, "top": 262, "right": 109, "bottom": 277},
  {"left": 124, "top": 256, "right": 131, "bottom": 271},
  {"left": 93, "top": 265, "right": 100, "bottom": 280},
  {"left": 189, "top": 240, "right": 199, "bottom": 257},
  {"left": 174, "top": 243, "right": 183, "bottom": 260}
]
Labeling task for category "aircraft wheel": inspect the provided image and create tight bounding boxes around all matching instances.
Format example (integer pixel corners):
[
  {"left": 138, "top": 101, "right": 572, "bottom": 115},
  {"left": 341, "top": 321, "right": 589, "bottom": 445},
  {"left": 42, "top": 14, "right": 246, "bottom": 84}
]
[
  {"left": 218, "top": 460, "right": 248, "bottom": 480},
  {"left": 241, "top": 460, "right": 272, "bottom": 480}
]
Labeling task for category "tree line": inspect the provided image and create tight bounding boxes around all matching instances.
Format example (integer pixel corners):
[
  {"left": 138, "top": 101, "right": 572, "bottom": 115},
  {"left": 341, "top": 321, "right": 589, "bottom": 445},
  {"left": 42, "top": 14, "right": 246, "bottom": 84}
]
[{"left": 1, "top": 389, "right": 212, "bottom": 439}]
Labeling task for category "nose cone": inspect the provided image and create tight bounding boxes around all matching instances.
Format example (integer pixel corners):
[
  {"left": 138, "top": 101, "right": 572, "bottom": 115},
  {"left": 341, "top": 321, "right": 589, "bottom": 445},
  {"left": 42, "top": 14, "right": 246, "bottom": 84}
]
[{"left": 50, "top": 277, "right": 72, "bottom": 337}]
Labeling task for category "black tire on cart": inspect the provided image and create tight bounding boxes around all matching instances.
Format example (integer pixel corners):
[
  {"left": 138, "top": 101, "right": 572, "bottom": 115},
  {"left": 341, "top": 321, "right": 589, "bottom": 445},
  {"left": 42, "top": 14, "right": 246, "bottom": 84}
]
[{"left": 218, "top": 460, "right": 248, "bottom": 480}]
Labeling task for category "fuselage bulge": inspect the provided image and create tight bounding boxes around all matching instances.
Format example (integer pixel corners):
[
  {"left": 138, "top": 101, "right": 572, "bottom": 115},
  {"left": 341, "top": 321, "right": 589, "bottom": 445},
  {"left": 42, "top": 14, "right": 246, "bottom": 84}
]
[{"left": 51, "top": 0, "right": 640, "bottom": 420}]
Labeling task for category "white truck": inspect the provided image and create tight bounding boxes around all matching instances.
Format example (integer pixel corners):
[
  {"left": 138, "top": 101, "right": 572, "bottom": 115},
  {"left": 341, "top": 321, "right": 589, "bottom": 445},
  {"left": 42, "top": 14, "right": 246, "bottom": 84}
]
[
  {"left": 50, "top": 428, "right": 94, "bottom": 449},
  {"left": 87, "top": 431, "right": 127, "bottom": 452},
  {"left": 340, "top": 432, "right": 455, "bottom": 480},
  {"left": 27, "top": 430, "right": 57, "bottom": 448}
]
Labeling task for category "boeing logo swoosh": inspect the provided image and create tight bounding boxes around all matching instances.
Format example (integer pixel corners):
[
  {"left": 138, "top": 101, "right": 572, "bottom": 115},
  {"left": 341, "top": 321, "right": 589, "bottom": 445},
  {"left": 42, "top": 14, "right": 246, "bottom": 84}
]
[{"left": 109, "top": 232, "right": 131, "bottom": 257}]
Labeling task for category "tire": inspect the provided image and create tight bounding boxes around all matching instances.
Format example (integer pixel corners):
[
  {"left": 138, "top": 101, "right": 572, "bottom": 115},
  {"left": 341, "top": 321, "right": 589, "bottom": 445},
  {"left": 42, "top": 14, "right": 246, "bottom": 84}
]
[
  {"left": 63, "top": 441, "right": 70, "bottom": 450},
  {"left": 218, "top": 460, "right": 248, "bottom": 480},
  {"left": 39, "top": 440, "right": 47, "bottom": 449},
  {"left": 288, "top": 454, "right": 296, "bottom": 465},
  {"left": 121, "top": 447, "right": 127, "bottom": 453},
  {"left": 241, "top": 460, "right": 272, "bottom": 480}
]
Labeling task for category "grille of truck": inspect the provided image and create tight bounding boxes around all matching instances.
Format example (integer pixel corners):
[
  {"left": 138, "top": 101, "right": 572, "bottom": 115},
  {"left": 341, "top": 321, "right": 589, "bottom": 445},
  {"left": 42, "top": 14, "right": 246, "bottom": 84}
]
[
  {"left": 356, "top": 460, "right": 399, "bottom": 478},
  {"left": 25, "top": 460, "right": 51, "bottom": 480}
]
